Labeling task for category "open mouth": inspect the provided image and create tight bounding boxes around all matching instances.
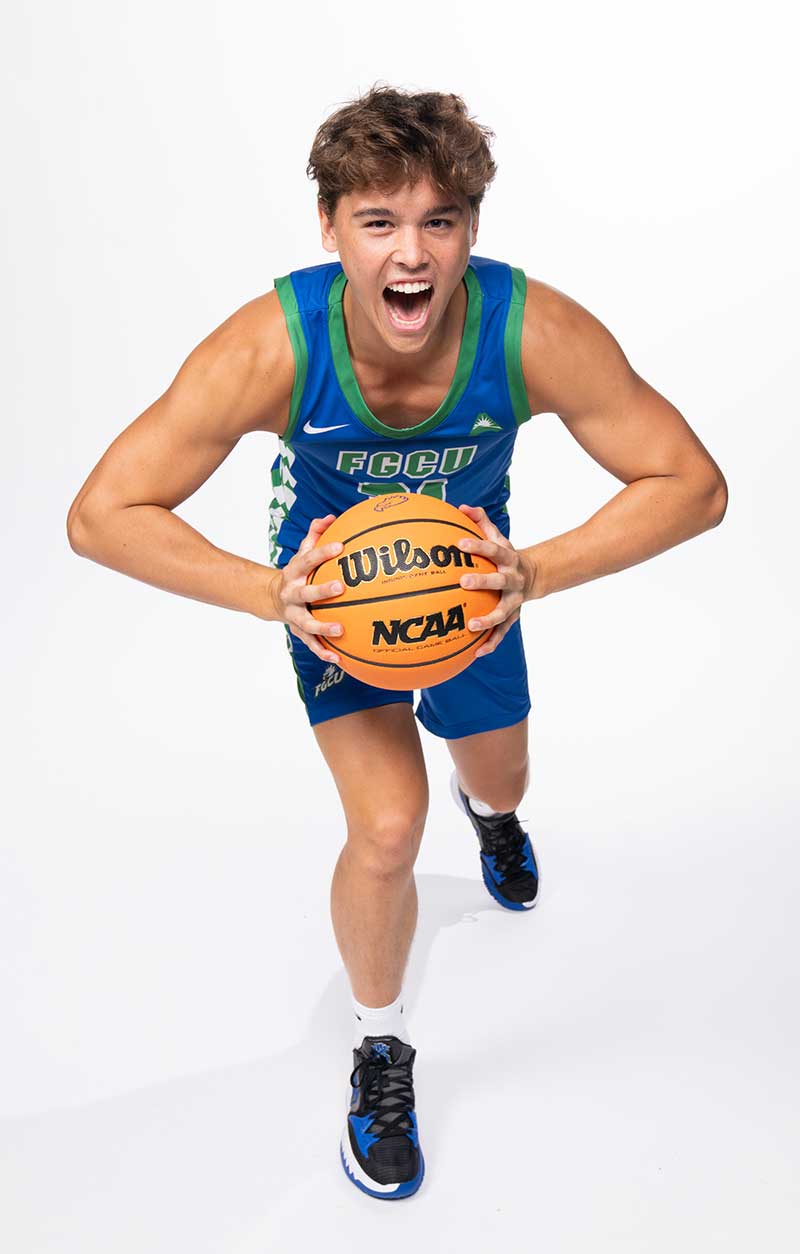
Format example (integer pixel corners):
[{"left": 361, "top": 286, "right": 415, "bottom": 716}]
[{"left": 382, "top": 285, "right": 434, "bottom": 331}]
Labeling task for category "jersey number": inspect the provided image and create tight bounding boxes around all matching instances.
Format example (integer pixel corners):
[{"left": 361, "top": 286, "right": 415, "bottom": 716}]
[{"left": 358, "top": 479, "right": 447, "bottom": 501}]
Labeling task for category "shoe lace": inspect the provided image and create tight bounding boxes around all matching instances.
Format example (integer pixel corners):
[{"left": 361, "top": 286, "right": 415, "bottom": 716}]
[
  {"left": 350, "top": 1053, "right": 415, "bottom": 1139},
  {"left": 482, "top": 813, "right": 532, "bottom": 880}
]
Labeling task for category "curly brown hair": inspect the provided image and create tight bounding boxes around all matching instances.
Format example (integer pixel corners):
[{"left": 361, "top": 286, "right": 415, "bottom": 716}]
[{"left": 307, "top": 82, "right": 498, "bottom": 222}]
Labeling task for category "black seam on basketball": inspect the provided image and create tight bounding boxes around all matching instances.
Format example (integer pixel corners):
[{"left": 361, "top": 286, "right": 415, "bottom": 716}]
[
  {"left": 323, "top": 630, "right": 491, "bottom": 668},
  {"left": 343, "top": 516, "right": 478, "bottom": 546},
  {"left": 314, "top": 582, "right": 464, "bottom": 609}
]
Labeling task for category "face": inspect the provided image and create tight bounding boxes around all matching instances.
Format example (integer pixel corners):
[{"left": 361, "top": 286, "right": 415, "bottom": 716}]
[{"left": 317, "top": 175, "right": 479, "bottom": 356}]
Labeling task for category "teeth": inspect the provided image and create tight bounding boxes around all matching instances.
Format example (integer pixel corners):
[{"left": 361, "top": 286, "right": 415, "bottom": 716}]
[{"left": 386, "top": 282, "right": 432, "bottom": 294}]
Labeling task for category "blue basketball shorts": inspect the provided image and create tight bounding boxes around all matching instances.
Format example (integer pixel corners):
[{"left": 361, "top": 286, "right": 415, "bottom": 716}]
[{"left": 284, "top": 617, "right": 531, "bottom": 740}]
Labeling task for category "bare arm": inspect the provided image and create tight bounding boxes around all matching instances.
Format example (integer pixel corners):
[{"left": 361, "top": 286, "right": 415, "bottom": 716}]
[
  {"left": 67, "top": 290, "right": 295, "bottom": 620},
  {"left": 518, "top": 279, "right": 729, "bottom": 599}
]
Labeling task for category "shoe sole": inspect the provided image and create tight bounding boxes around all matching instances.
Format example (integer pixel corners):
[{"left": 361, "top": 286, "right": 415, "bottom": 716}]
[
  {"left": 340, "top": 1127, "right": 425, "bottom": 1199},
  {"left": 449, "top": 771, "right": 540, "bottom": 911}
]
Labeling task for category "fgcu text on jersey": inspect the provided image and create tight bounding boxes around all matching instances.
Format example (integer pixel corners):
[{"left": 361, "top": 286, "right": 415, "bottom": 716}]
[{"left": 267, "top": 255, "right": 533, "bottom": 568}]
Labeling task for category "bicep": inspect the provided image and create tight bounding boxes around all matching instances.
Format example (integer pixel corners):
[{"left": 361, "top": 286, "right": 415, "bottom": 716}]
[
  {"left": 70, "top": 378, "right": 239, "bottom": 521},
  {"left": 69, "top": 293, "right": 293, "bottom": 521},
  {"left": 559, "top": 366, "right": 724, "bottom": 488},
  {"left": 521, "top": 280, "right": 726, "bottom": 489}
]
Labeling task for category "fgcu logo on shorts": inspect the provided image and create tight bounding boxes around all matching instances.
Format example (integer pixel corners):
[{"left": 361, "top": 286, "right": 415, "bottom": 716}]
[
  {"left": 338, "top": 538, "right": 476, "bottom": 589},
  {"left": 372, "top": 602, "right": 466, "bottom": 647},
  {"left": 314, "top": 664, "right": 345, "bottom": 698}
]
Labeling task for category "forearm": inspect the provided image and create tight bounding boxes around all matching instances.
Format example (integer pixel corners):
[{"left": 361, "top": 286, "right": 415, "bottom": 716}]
[
  {"left": 68, "top": 503, "right": 282, "bottom": 621},
  {"left": 521, "top": 473, "right": 726, "bottom": 600}
]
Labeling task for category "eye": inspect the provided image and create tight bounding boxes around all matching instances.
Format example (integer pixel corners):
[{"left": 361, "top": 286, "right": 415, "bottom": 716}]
[
  {"left": 428, "top": 219, "right": 453, "bottom": 229},
  {"left": 365, "top": 220, "right": 391, "bottom": 229}
]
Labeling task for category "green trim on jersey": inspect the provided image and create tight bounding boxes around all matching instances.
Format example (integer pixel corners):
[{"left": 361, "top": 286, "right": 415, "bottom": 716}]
[
  {"left": 284, "top": 628, "right": 307, "bottom": 705},
  {"left": 327, "top": 265, "right": 483, "bottom": 440},
  {"left": 505, "top": 266, "right": 531, "bottom": 426},
  {"left": 274, "top": 274, "right": 309, "bottom": 443}
]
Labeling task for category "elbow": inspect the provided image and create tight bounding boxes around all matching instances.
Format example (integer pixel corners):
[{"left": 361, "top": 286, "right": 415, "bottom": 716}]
[
  {"left": 66, "top": 512, "right": 86, "bottom": 556},
  {"left": 707, "top": 473, "right": 729, "bottom": 527},
  {"left": 66, "top": 503, "right": 94, "bottom": 556}
]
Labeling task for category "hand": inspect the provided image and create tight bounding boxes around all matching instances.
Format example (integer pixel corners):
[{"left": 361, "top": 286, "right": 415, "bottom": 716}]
[
  {"left": 456, "top": 504, "right": 537, "bottom": 657},
  {"left": 269, "top": 515, "right": 345, "bottom": 664}
]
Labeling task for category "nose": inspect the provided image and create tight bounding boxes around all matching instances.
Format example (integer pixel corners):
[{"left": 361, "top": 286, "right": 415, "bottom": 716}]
[{"left": 391, "top": 227, "right": 429, "bottom": 272}]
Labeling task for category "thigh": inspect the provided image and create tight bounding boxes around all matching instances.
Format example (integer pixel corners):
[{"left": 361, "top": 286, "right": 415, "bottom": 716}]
[
  {"left": 313, "top": 702, "right": 429, "bottom": 838},
  {"left": 415, "top": 616, "right": 531, "bottom": 742}
]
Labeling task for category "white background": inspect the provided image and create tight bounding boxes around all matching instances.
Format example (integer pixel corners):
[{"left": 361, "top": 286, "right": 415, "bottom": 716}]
[{"left": 2, "top": 0, "right": 798, "bottom": 1248}]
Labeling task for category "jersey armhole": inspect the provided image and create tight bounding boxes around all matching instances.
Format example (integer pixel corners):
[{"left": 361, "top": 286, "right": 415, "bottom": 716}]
[
  {"left": 274, "top": 274, "right": 309, "bottom": 443},
  {"left": 504, "top": 266, "right": 532, "bottom": 426}
]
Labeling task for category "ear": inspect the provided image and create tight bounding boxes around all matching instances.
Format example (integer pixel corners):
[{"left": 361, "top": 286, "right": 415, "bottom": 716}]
[
  {"left": 318, "top": 200, "right": 338, "bottom": 254},
  {"left": 470, "top": 206, "right": 480, "bottom": 247}
]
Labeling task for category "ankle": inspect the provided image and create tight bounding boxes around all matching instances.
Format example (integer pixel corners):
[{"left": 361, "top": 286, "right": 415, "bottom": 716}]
[{"left": 352, "top": 988, "right": 412, "bottom": 1045}]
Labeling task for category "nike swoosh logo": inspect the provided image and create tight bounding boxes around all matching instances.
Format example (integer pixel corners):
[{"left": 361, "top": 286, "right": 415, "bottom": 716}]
[{"left": 303, "top": 419, "right": 348, "bottom": 434}]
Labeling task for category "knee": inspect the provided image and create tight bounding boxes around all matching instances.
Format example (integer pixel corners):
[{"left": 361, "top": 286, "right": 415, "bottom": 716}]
[
  {"left": 347, "top": 805, "right": 427, "bottom": 879},
  {"left": 474, "top": 756, "right": 530, "bottom": 814}
]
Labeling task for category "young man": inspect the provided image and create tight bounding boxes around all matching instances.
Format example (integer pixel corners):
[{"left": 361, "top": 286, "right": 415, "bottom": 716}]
[{"left": 66, "top": 85, "right": 728, "bottom": 1200}]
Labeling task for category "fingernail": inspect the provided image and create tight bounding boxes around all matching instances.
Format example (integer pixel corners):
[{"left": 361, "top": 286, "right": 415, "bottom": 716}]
[
  {"left": 328, "top": 624, "right": 342, "bottom": 636},
  {"left": 331, "top": 582, "right": 343, "bottom": 595},
  {"left": 462, "top": 576, "right": 475, "bottom": 588},
  {"left": 468, "top": 619, "right": 480, "bottom": 630},
  {"left": 458, "top": 538, "right": 471, "bottom": 549},
  {"left": 326, "top": 654, "right": 339, "bottom": 664}
]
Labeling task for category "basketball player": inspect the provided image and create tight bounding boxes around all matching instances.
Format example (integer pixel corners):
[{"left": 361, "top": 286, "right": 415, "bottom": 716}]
[{"left": 66, "top": 85, "right": 728, "bottom": 1200}]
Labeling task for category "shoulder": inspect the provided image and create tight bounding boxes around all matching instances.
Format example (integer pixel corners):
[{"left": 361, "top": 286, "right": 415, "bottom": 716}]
[
  {"left": 518, "top": 275, "right": 637, "bottom": 419},
  {"left": 181, "top": 287, "right": 295, "bottom": 437}
]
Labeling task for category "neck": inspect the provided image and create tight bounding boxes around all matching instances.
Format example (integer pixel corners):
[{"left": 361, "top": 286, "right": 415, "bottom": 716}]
[{"left": 341, "top": 276, "right": 468, "bottom": 381}]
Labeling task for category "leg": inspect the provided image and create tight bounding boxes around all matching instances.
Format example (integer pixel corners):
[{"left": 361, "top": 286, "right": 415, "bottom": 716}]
[
  {"left": 446, "top": 716, "right": 530, "bottom": 813},
  {"left": 313, "top": 702, "right": 428, "bottom": 1007}
]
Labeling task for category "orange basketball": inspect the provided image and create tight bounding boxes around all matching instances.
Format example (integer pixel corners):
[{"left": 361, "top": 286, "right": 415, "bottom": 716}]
[{"left": 307, "top": 493, "right": 500, "bottom": 690}]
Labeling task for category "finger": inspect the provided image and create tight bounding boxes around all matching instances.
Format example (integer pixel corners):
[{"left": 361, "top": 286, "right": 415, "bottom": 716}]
[
  {"left": 297, "top": 538, "right": 344, "bottom": 575},
  {"left": 457, "top": 535, "right": 504, "bottom": 564},
  {"left": 301, "top": 579, "right": 344, "bottom": 603},
  {"left": 467, "top": 602, "right": 520, "bottom": 632},
  {"left": 299, "top": 515, "right": 337, "bottom": 555},
  {"left": 460, "top": 571, "right": 507, "bottom": 591},
  {"left": 296, "top": 628, "right": 341, "bottom": 665},
  {"left": 458, "top": 503, "right": 505, "bottom": 544},
  {"left": 474, "top": 627, "right": 500, "bottom": 657},
  {"left": 474, "top": 621, "right": 511, "bottom": 658},
  {"left": 292, "top": 608, "right": 343, "bottom": 638}
]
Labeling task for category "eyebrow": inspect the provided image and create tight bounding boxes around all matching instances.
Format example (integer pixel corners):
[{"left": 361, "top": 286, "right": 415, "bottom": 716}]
[{"left": 351, "top": 203, "right": 464, "bottom": 220}]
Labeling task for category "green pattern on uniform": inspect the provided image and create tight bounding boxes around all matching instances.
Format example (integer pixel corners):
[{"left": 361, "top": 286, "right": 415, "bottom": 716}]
[
  {"left": 267, "top": 439, "right": 297, "bottom": 566},
  {"left": 504, "top": 267, "right": 531, "bottom": 426},
  {"left": 274, "top": 274, "right": 309, "bottom": 442},
  {"left": 284, "top": 629, "right": 306, "bottom": 705}
]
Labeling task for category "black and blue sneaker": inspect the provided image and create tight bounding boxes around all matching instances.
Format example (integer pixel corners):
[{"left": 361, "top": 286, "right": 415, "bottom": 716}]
[
  {"left": 340, "top": 1035, "right": 424, "bottom": 1200},
  {"left": 450, "top": 771, "right": 540, "bottom": 911}
]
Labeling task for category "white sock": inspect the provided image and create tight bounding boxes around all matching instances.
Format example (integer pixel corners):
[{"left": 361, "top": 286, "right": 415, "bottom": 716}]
[
  {"left": 467, "top": 794, "right": 501, "bottom": 817},
  {"left": 352, "top": 989, "right": 412, "bottom": 1046}
]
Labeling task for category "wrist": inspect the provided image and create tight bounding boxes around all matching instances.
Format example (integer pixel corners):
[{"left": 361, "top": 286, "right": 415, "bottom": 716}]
[
  {"left": 244, "top": 565, "right": 284, "bottom": 622},
  {"left": 263, "top": 567, "right": 286, "bottom": 623},
  {"left": 519, "top": 548, "right": 544, "bottom": 601}
]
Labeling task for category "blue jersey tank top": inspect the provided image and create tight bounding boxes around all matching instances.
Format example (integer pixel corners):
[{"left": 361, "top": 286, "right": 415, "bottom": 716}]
[{"left": 267, "top": 254, "right": 531, "bottom": 567}]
